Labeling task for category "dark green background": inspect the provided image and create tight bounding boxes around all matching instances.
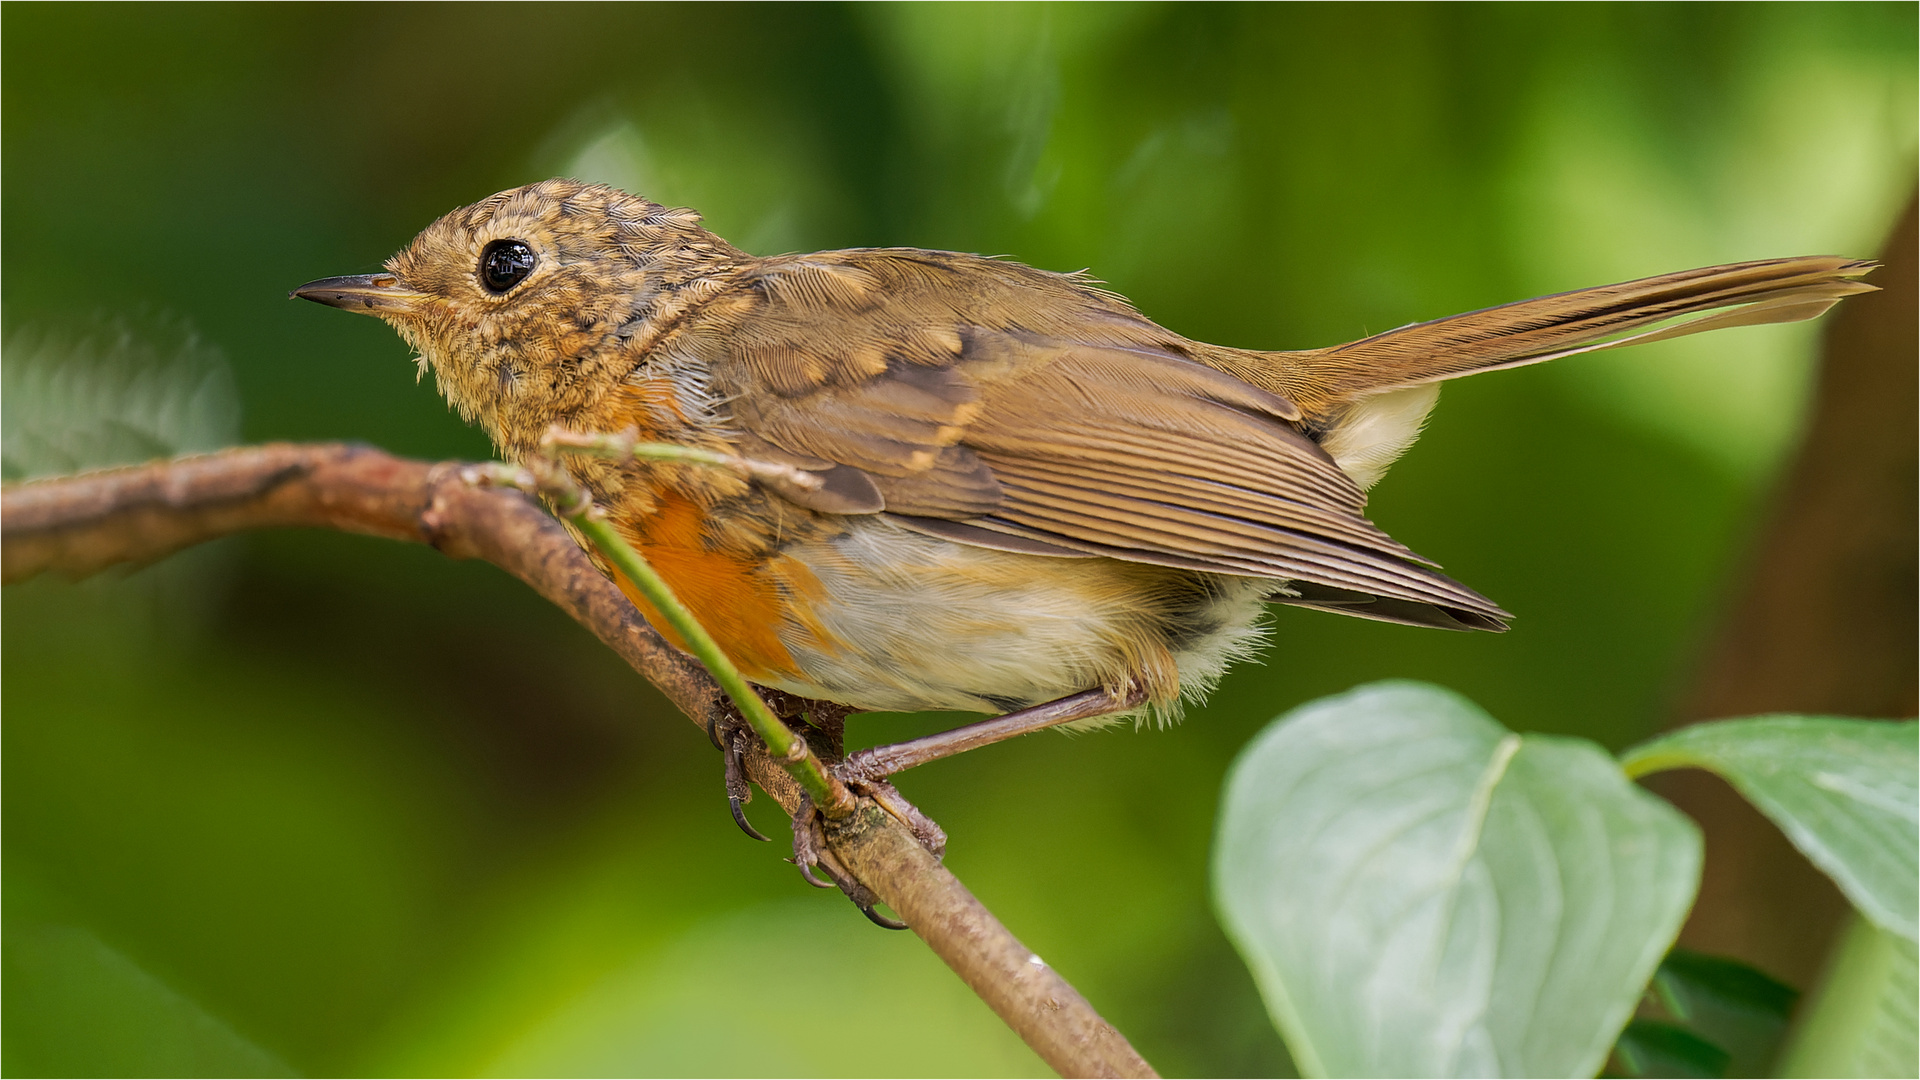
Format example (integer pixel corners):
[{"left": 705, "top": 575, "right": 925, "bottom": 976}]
[{"left": 4, "top": 4, "right": 1914, "bottom": 1076}]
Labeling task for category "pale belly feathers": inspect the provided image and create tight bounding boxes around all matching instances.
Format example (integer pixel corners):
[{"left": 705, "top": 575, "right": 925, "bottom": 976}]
[{"left": 757, "top": 516, "right": 1274, "bottom": 725}]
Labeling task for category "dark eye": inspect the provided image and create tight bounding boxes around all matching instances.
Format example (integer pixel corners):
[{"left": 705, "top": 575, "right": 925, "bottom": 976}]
[{"left": 479, "top": 239, "right": 537, "bottom": 293}]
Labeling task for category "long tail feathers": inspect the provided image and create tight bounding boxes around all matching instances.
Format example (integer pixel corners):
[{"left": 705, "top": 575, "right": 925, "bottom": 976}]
[{"left": 1292, "top": 256, "right": 1877, "bottom": 412}]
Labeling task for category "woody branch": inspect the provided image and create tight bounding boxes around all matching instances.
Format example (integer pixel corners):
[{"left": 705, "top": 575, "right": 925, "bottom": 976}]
[{"left": 0, "top": 442, "right": 1156, "bottom": 1080}]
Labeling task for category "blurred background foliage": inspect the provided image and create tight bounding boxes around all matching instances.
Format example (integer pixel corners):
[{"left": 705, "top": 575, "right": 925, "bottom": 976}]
[{"left": 2, "top": 3, "right": 1913, "bottom": 1076}]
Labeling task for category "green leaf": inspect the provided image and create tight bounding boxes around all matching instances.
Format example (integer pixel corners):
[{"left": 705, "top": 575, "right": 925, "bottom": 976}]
[
  {"left": 474, "top": 899, "right": 1046, "bottom": 1077},
  {"left": 1778, "top": 913, "right": 1918, "bottom": 1078},
  {"left": 1621, "top": 717, "right": 1918, "bottom": 941},
  {"left": 1214, "top": 681, "right": 1703, "bottom": 1078},
  {"left": 1608, "top": 1019, "right": 1731, "bottom": 1078},
  {"left": 2, "top": 920, "right": 295, "bottom": 1077},
  {"left": 1653, "top": 949, "right": 1797, "bottom": 1022},
  {"left": 1649, "top": 950, "right": 1796, "bottom": 1078}
]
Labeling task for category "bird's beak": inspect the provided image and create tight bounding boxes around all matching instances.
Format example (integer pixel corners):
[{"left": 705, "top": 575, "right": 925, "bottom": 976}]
[{"left": 290, "top": 273, "right": 428, "bottom": 316}]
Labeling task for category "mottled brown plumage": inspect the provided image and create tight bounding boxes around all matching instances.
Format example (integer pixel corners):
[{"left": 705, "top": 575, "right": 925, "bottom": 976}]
[{"left": 295, "top": 179, "right": 1874, "bottom": 739}]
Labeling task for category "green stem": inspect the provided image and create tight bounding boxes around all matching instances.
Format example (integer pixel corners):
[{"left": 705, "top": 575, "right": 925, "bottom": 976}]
[
  {"left": 600, "top": 441, "right": 744, "bottom": 471},
  {"left": 474, "top": 454, "right": 851, "bottom": 818},
  {"left": 568, "top": 511, "right": 850, "bottom": 814},
  {"left": 543, "top": 427, "right": 823, "bottom": 492},
  {"left": 1617, "top": 748, "right": 1696, "bottom": 781}
]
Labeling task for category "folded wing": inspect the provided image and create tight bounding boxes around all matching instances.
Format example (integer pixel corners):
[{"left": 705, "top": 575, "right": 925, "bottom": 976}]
[{"left": 711, "top": 253, "right": 1509, "bottom": 631}]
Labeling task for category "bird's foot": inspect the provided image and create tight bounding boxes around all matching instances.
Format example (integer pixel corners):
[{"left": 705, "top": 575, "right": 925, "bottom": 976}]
[
  {"left": 829, "top": 755, "right": 949, "bottom": 858},
  {"left": 788, "top": 758, "right": 948, "bottom": 929},
  {"left": 709, "top": 690, "right": 945, "bottom": 927},
  {"left": 789, "top": 779, "right": 947, "bottom": 930},
  {"left": 789, "top": 793, "right": 905, "bottom": 928},
  {"left": 707, "top": 690, "right": 855, "bottom": 842},
  {"left": 705, "top": 710, "right": 772, "bottom": 842}
]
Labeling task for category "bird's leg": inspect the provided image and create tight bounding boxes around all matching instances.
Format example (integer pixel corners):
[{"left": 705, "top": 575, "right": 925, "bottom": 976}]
[
  {"left": 798, "top": 699, "right": 851, "bottom": 751},
  {"left": 705, "top": 710, "right": 771, "bottom": 842},
  {"left": 837, "top": 683, "right": 1148, "bottom": 786},
  {"left": 754, "top": 688, "right": 850, "bottom": 762},
  {"left": 729, "top": 686, "right": 1127, "bottom": 927},
  {"left": 795, "top": 686, "right": 1141, "bottom": 895}
]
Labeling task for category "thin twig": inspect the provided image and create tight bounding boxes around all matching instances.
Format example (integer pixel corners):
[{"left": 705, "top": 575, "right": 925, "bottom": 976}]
[
  {"left": 468, "top": 456, "right": 854, "bottom": 819},
  {"left": 0, "top": 443, "right": 1158, "bottom": 1080},
  {"left": 828, "top": 801, "right": 1161, "bottom": 1076},
  {"left": 540, "top": 424, "right": 825, "bottom": 490}
]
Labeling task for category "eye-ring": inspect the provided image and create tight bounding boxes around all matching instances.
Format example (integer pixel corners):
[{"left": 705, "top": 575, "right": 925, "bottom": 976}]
[{"left": 479, "top": 239, "right": 537, "bottom": 293}]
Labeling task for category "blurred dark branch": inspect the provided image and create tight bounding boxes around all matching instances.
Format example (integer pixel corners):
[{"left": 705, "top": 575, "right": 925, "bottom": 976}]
[
  {"left": 0, "top": 442, "right": 1156, "bottom": 1080},
  {"left": 1657, "top": 194, "right": 1919, "bottom": 987}
]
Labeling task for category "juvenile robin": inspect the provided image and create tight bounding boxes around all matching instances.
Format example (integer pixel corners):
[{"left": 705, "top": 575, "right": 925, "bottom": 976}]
[{"left": 295, "top": 179, "right": 1873, "bottom": 804}]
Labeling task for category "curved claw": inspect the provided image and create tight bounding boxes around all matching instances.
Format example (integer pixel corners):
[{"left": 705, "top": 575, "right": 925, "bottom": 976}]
[
  {"left": 796, "top": 859, "right": 839, "bottom": 889},
  {"left": 704, "top": 715, "right": 725, "bottom": 752},
  {"left": 861, "top": 904, "right": 909, "bottom": 931},
  {"left": 729, "top": 794, "right": 772, "bottom": 842}
]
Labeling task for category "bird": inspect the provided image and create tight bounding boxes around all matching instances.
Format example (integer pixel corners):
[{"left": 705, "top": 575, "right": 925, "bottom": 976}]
[{"left": 294, "top": 178, "right": 1874, "bottom": 792}]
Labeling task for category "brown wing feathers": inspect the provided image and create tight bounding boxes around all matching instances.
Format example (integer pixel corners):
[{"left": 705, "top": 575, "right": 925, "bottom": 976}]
[
  {"left": 876, "top": 337, "right": 1509, "bottom": 630},
  {"left": 716, "top": 251, "right": 1871, "bottom": 634}
]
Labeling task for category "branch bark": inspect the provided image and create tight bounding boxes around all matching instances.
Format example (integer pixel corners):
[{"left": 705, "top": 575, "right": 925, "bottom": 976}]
[{"left": 1, "top": 442, "right": 1157, "bottom": 1079}]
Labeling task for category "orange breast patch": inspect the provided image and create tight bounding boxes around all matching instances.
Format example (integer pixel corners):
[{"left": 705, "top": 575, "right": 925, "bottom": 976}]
[{"left": 610, "top": 488, "right": 801, "bottom": 681}]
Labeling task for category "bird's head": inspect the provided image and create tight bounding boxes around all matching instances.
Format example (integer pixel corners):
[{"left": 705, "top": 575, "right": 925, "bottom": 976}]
[{"left": 293, "top": 179, "right": 743, "bottom": 454}]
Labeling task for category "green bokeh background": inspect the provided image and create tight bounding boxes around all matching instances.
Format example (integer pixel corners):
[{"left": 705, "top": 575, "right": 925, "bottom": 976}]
[{"left": 3, "top": 4, "right": 1913, "bottom": 1076}]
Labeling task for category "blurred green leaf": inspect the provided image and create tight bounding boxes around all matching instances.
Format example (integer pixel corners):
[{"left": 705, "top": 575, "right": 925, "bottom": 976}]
[
  {"left": 534, "top": 102, "right": 853, "bottom": 258},
  {"left": 3, "top": 918, "right": 294, "bottom": 1077},
  {"left": 1622, "top": 717, "right": 1919, "bottom": 941},
  {"left": 1214, "top": 681, "right": 1702, "bottom": 1078},
  {"left": 1653, "top": 949, "right": 1797, "bottom": 1023},
  {"left": 476, "top": 899, "right": 1046, "bottom": 1078},
  {"left": 1608, "top": 1019, "right": 1731, "bottom": 1079},
  {"left": 1, "top": 313, "right": 239, "bottom": 481},
  {"left": 1645, "top": 950, "right": 1796, "bottom": 1077},
  {"left": 1778, "top": 913, "right": 1918, "bottom": 1078}
]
